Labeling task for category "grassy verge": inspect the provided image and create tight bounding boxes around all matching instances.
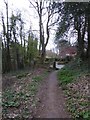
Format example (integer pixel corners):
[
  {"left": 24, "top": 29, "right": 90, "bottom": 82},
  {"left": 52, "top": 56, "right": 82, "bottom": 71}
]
[
  {"left": 2, "top": 69, "right": 50, "bottom": 119},
  {"left": 58, "top": 59, "right": 88, "bottom": 85},
  {"left": 58, "top": 59, "right": 90, "bottom": 119}
]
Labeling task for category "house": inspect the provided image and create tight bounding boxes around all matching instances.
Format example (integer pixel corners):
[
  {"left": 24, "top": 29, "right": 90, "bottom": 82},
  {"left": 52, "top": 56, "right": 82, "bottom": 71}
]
[{"left": 59, "top": 46, "right": 77, "bottom": 59}]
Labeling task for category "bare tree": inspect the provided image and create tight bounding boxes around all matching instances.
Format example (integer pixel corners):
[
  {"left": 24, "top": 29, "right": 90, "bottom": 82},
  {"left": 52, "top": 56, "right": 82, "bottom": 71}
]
[{"left": 29, "top": 0, "right": 58, "bottom": 63}]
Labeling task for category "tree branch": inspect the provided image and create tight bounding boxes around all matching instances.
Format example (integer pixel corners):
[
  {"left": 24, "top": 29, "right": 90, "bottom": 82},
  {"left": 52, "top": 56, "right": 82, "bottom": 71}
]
[{"left": 28, "top": 0, "right": 37, "bottom": 12}]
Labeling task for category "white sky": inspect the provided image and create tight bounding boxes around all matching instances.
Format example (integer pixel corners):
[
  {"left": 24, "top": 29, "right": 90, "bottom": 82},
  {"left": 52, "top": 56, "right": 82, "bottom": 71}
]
[{"left": 0, "top": 0, "right": 56, "bottom": 51}]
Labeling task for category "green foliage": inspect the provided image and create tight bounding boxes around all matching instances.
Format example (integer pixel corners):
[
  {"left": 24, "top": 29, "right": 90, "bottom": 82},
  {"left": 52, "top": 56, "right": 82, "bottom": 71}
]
[
  {"left": 28, "top": 75, "right": 43, "bottom": 96},
  {"left": 28, "top": 71, "right": 49, "bottom": 96},
  {"left": 27, "top": 35, "right": 38, "bottom": 64},
  {"left": 55, "top": 16, "right": 70, "bottom": 42},
  {"left": 55, "top": 2, "right": 90, "bottom": 69},
  {"left": 67, "top": 96, "right": 90, "bottom": 119},
  {"left": 32, "top": 76, "right": 42, "bottom": 82},
  {"left": 2, "top": 90, "right": 20, "bottom": 107},
  {"left": 57, "top": 59, "right": 89, "bottom": 119},
  {"left": 16, "top": 72, "right": 28, "bottom": 79},
  {"left": 58, "top": 67, "right": 76, "bottom": 85},
  {"left": 2, "top": 71, "right": 48, "bottom": 108},
  {"left": 58, "top": 59, "right": 88, "bottom": 85},
  {"left": 79, "top": 110, "right": 90, "bottom": 119},
  {"left": 2, "top": 11, "right": 39, "bottom": 73}
]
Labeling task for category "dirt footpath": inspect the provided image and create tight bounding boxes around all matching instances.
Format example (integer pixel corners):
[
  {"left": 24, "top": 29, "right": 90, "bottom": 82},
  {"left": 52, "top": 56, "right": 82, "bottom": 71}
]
[{"left": 34, "top": 71, "right": 71, "bottom": 118}]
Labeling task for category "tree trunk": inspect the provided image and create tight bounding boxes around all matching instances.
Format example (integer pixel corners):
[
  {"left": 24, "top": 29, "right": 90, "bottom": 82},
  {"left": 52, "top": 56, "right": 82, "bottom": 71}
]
[
  {"left": 41, "top": 44, "right": 46, "bottom": 64},
  {"left": 81, "top": 16, "right": 87, "bottom": 60},
  {"left": 87, "top": 10, "right": 90, "bottom": 72},
  {"left": 77, "top": 28, "right": 83, "bottom": 59},
  {"left": 39, "top": 42, "right": 41, "bottom": 56},
  {"left": 77, "top": 19, "right": 85, "bottom": 60},
  {"left": 39, "top": 1, "right": 46, "bottom": 63},
  {"left": 23, "top": 36, "right": 26, "bottom": 67},
  {"left": 6, "top": 2, "right": 11, "bottom": 72},
  {"left": 6, "top": 45, "right": 11, "bottom": 71}
]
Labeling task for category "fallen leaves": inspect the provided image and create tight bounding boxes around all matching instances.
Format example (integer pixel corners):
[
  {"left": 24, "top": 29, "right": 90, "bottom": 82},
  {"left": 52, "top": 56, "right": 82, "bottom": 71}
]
[
  {"left": 2, "top": 68, "right": 48, "bottom": 119},
  {"left": 64, "top": 74, "right": 90, "bottom": 119}
]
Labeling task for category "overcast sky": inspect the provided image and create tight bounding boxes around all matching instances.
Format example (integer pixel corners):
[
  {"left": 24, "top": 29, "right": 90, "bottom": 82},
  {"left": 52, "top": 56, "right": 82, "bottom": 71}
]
[{"left": 0, "top": 0, "right": 57, "bottom": 51}]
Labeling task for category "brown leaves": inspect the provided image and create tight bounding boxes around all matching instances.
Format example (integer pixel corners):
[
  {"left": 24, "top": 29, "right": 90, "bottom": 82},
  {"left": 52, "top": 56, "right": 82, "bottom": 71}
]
[{"left": 64, "top": 74, "right": 90, "bottom": 118}]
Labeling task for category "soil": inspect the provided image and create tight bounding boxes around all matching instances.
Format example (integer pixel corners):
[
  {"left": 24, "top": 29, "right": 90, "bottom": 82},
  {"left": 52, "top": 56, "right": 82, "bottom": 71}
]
[{"left": 34, "top": 71, "right": 71, "bottom": 118}]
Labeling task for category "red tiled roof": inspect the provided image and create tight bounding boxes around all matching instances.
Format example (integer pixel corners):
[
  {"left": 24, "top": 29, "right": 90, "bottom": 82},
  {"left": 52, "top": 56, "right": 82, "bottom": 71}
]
[{"left": 59, "top": 46, "right": 77, "bottom": 58}]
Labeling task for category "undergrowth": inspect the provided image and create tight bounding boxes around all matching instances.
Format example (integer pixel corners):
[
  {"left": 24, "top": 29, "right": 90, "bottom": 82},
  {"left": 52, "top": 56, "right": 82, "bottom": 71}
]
[
  {"left": 58, "top": 59, "right": 88, "bottom": 85},
  {"left": 2, "top": 69, "right": 49, "bottom": 119},
  {"left": 57, "top": 59, "right": 89, "bottom": 119}
]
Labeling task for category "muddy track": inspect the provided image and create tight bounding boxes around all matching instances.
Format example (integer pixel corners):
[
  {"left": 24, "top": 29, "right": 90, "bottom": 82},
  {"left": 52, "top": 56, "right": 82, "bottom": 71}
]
[{"left": 34, "top": 71, "right": 71, "bottom": 118}]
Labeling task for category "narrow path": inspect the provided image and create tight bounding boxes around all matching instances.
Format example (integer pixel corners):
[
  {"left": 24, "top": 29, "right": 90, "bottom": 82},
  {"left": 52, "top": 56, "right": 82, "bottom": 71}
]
[{"left": 34, "top": 71, "right": 71, "bottom": 118}]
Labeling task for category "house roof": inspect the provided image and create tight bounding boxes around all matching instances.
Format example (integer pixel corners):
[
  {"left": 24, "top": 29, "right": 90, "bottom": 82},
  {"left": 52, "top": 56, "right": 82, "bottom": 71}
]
[{"left": 59, "top": 46, "right": 77, "bottom": 58}]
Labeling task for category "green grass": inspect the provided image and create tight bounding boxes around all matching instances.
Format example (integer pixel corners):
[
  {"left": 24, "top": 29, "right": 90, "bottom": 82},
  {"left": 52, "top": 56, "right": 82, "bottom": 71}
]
[
  {"left": 57, "top": 67, "right": 80, "bottom": 85},
  {"left": 58, "top": 68, "right": 74, "bottom": 85},
  {"left": 32, "top": 76, "right": 43, "bottom": 82},
  {"left": 57, "top": 59, "right": 88, "bottom": 85}
]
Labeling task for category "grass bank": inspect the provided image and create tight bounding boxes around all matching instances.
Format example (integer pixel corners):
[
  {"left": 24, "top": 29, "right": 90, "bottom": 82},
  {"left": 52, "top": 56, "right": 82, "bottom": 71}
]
[{"left": 58, "top": 59, "right": 90, "bottom": 119}]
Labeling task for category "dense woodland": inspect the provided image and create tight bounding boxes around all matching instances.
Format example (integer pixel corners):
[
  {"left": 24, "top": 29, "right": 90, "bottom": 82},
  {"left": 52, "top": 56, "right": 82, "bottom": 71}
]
[
  {"left": 1, "top": 1, "right": 90, "bottom": 119},
  {"left": 1, "top": 1, "right": 39, "bottom": 73},
  {"left": 55, "top": 2, "right": 90, "bottom": 71},
  {"left": 1, "top": 1, "right": 90, "bottom": 73}
]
